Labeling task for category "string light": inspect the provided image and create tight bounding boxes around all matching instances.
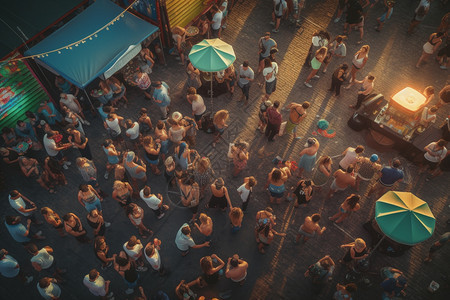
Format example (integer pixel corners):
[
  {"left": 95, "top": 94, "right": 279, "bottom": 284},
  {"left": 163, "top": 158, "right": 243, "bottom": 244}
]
[{"left": 0, "top": 0, "right": 139, "bottom": 63}]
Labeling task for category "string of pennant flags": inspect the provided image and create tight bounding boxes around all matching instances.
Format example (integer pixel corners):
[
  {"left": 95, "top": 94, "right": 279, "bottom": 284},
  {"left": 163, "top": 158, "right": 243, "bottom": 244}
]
[{"left": 0, "top": 0, "right": 139, "bottom": 64}]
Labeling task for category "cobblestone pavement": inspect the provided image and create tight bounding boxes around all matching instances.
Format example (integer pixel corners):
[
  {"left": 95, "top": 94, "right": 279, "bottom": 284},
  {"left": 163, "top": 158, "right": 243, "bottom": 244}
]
[{"left": 1, "top": 0, "right": 449, "bottom": 299}]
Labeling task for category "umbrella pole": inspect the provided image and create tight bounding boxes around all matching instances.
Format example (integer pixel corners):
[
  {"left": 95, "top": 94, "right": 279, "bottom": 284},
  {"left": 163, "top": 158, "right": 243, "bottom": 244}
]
[
  {"left": 210, "top": 72, "right": 213, "bottom": 110},
  {"left": 370, "top": 235, "right": 386, "bottom": 255}
]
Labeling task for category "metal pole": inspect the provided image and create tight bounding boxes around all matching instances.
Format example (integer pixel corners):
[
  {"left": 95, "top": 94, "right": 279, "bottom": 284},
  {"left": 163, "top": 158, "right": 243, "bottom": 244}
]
[
  {"left": 210, "top": 72, "right": 213, "bottom": 110},
  {"left": 83, "top": 88, "right": 96, "bottom": 114},
  {"left": 370, "top": 235, "right": 386, "bottom": 256}
]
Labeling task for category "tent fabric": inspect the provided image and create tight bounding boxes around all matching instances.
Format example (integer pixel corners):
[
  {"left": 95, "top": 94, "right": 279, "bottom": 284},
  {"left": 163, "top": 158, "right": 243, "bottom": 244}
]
[{"left": 25, "top": 0, "right": 158, "bottom": 88}]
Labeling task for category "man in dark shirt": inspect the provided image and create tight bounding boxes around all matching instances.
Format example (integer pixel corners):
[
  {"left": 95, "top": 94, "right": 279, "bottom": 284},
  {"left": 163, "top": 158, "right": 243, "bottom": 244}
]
[
  {"left": 368, "top": 159, "right": 403, "bottom": 198},
  {"left": 265, "top": 100, "right": 282, "bottom": 142}
]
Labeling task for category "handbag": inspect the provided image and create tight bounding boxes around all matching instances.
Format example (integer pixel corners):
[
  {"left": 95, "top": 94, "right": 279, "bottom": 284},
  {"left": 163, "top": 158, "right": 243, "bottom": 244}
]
[{"left": 278, "top": 121, "right": 287, "bottom": 136}]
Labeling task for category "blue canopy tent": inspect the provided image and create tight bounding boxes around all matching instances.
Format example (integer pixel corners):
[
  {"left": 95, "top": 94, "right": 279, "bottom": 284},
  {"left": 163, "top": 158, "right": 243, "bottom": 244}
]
[{"left": 25, "top": 0, "right": 160, "bottom": 107}]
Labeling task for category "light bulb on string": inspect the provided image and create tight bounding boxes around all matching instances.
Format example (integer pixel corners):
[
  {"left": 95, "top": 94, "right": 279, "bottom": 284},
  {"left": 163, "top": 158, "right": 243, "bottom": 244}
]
[
  {"left": 69, "top": 47, "right": 72, "bottom": 50},
  {"left": 58, "top": 51, "right": 61, "bottom": 54},
  {"left": 89, "top": 37, "right": 93, "bottom": 40},
  {"left": 94, "top": 34, "right": 98, "bottom": 38},
  {"left": 106, "top": 27, "right": 109, "bottom": 30},
  {"left": 75, "top": 44, "right": 79, "bottom": 47}
]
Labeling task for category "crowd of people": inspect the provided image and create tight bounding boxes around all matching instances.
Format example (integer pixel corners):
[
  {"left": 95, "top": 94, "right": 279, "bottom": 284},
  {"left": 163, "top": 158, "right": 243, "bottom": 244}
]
[{"left": 0, "top": 0, "right": 449, "bottom": 299}]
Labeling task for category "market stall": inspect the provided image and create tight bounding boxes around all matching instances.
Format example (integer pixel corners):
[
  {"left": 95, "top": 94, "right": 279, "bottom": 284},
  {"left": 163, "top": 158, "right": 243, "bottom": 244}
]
[
  {"left": 25, "top": 0, "right": 161, "bottom": 106},
  {"left": 348, "top": 87, "right": 443, "bottom": 161}
]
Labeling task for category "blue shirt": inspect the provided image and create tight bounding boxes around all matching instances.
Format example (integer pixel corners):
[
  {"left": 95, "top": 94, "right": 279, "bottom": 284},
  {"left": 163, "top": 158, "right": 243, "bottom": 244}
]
[
  {"left": 153, "top": 82, "right": 170, "bottom": 107},
  {"left": 0, "top": 255, "right": 20, "bottom": 278},
  {"left": 380, "top": 167, "right": 404, "bottom": 186},
  {"left": 5, "top": 221, "right": 30, "bottom": 243}
]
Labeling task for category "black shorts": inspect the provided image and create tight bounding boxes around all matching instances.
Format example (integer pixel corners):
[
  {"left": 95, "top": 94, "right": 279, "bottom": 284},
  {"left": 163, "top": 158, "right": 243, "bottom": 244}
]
[
  {"left": 275, "top": 14, "right": 283, "bottom": 19},
  {"left": 424, "top": 158, "right": 439, "bottom": 170},
  {"left": 194, "top": 113, "right": 204, "bottom": 122},
  {"left": 189, "top": 205, "right": 199, "bottom": 214}
]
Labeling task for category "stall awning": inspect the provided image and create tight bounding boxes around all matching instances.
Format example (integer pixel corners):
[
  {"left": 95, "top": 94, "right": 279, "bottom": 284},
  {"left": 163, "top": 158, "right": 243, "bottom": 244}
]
[
  {"left": 166, "top": 0, "right": 205, "bottom": 28},
  {"left": 25, "top": 0, "right": 159, "bottom": 88}
]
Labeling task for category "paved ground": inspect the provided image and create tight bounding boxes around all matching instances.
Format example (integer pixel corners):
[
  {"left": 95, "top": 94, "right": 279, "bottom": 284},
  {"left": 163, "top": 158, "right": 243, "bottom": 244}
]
[{"left": 1, "top": 0, "right": 449, "bottom": 299}]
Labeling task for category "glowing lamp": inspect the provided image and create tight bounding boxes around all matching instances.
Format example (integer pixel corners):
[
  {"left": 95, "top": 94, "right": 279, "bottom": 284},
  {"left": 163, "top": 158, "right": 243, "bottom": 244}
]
[{"left": 391, "top": 87, "right": 426, "bottom": 114}]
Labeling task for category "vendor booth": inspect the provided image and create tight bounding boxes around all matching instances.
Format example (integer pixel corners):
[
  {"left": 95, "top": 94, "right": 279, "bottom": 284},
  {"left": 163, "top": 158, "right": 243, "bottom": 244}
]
[
  {"left": 347, "top": 87, "right": 442, "bottom": 161},
  {"left": 25, "top": 0, "right": 161, "bottom": 101}
]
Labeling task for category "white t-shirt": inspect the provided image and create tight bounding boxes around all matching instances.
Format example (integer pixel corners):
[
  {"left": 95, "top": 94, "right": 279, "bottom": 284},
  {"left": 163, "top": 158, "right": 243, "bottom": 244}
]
[
  {"left": 31, "top": 248, "right": 54, "bottom": 270},
  {"left": 175, "top": 223, "right": 195, "bottom": 251},
  {"left": 140, "top": 190, "right": 161, "bottom": 210},
  {"left": 43, "top": 134, "right": 59, "bottom": 157},
  {"left": 274, "top": 0, "right": 287, "bottom": 16},
  {"left": 424, "top": 143, "right": 447, "bottom": 163},
  {"left": 37, "top": 282, "right": 61, "bottom": 300},
  {"left": 237, "top": 184, "right": 251, "bottom": 202},
  {"left": 126, "top": 122, "right": 140, "bottom": 140},
  {"left": 60, "top": 94, "right": 79, "bottom": 113},
  {"left": 144, "top": 248, "right": 161, "bottom": 270},
  {"left": 9, "top": 195, "right": 31, "bottom": 216},
  {"left": 106, "top": 118, "right": 121, "bottom": 134},
  {"left": 339, "top": 148, "right": 357, "bottom": 169},
  {"left": 211, "top": 11, "right": 223, "bottom": 30},
  {"left": 192, "top": 95, "right": 206, "bottom": 116},
  {"left": 123, "top": 242, "right": 143, "bottom": 260},
  {"left": 263, "top": 62, "right": 278, "bottom": 83},
  {"left": 83, "top": 275, "right": 106, "bottom": 296}
]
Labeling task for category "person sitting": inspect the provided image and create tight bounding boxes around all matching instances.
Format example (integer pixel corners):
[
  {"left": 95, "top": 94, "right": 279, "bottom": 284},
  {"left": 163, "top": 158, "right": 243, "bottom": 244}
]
[{"left": 380, "top": 267, "right": 407, "bottom": 299}]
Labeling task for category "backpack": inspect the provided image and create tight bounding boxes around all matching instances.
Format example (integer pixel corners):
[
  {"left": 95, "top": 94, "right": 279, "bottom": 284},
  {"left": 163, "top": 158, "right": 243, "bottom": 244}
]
[
  {"left": 307, "top": 264, "right": 327, "bottom": 284},
  {"left": 201, "top": 112, "right": 215, "bottom": 134}
]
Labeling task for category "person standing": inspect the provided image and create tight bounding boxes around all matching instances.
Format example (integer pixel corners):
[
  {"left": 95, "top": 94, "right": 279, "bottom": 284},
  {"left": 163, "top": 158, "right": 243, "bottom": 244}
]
[
  {"left": 104, "top": 113, "right": 124, "bottom": 143},
  {"left": 349, "top": 74, "right": 375, "bottom": 109},
  {"left": 0, "top": 249, "right": 33, "bottom": 284},
  {"left": 424, "top": 232, "right": 450, "bottom": 262},
  {"left": 186, "top": 87, "right": 206, "bottom": 127},
  {"left": 83, "top": 269, "right": 114, "bottom": 300},
  {"left": 229, "top": 207, "right": 244, "bottom": 233},
  {"left": 339, "top": 145, "right": 365, "bottom": 170},
  {"left": 113, "top": 251, "right": 139, "bottom": 295},
  {"left": 37, "top": 277, "right": 62, "bottom": 300},
  {"left": 304, "top": 255, "right": 335, "bottom": 284},
  {"left": 416, "top": 32, "right": 444, "bottom": 68},
  {"left": 257, "top": 32, "right": 277, "bottom": 73},
  {"left": 322, "top": 36, "right": 347, "bottom": 73},
  {"left": 43, "top": 130, "right": 72, "bottom": 170},
  {"left": 231, "top": 140, "right": 249, "bottom": 177},
  {"left": 211, "top": 5, "right": 223, "bottom": 38},
  {"left": 408, "top": 0, "right": 431, "bottom": 34},
  {"left": 78, "top": 184, "right": 103, "bottom": 213},
  {"left": 340, "top": 238, "right": 369, "bottom": 268},
  {"left": 265, "top": 100, "right": 282, "bottom": 142},
  {"left": 304, "top": 47, "right": 328, "bottom": 88},
  {"left": 237, "top": 61, "right": 254, "bottom": 103},
  {"left": 59, "top": 93, "right": 88, "bottom": 123},
  {"left": 212, "top": 110, "right": 229, "bottom": 147},
  {"left": 327, "top": 166, "right": 356, "bottom": 199},
  {"left": 102, "top": 139, "right": 120, "bottom": 180},
  {"left": 329, "top": 194, "right": 361, "bottom": 223},
  {"left": 66, "top": 125, "right": 92, "bottom": 160},
  {"left": 225, "top": 254, "right": 248, "bottom": 285},
  {"left": 140, "top": 186, "right": 169, "bottom": 220},
  {"left": 194, "top": 213, "right": 214, "bottom": 242},
  {"left": 297, "top": 138, "right": 320, "bottom": 177},
  {"left": 133, "top": 70, "right": 152, "bottom": 99},
  {"left": 40, "top": 207, "right": 66, "bottom": 237},
  {"left": 329, "top": 63, "right": 348, "bottom": 97},
  {"left": 144, "top": 239, "right": 165, "bottom": 275},
  {"left": 5, "top": 215, "right": 45, "bottom": 243},
  {"left": 175, "top": 223, "right": 210, "bottom": 256},
  {"left": 367, "top": 159, "right": 404, "bottom": 199},
  {"left": 8, "top": 190, "right": 42, "bottom": 225},
  {"left": 271, "top": 0, "right": 288, "bottom": 33},
  {"left": 422, "top": 139, "right": 448, "bottom": 173},
  {"left": 123, "top": 236, "right": 148, "bottom": 272},
  {"left": 262, "top": 58, "right": 279, "bottom": 100},
  {"left": 63, "top": 213, "right": 90, "bottom": 243},
  {"left": 354, "top": 154, "right": 381, "bottom": 191},
  {"left": 125, "top": 119, "right": 140, "bottom": 150},
  {"left": 284, "top": 101, "right": 309, "bottom": 139},
  {"left": 237, "top": 176, "right": 257, "bottom": 212},
  {"left": 27, "top": 243, "right": 65, "bottom": 280},
  {"left": 152, "top": 81, "right": 171, "bottom": 120},
  {"left": 127, "top": 203, "right": 153, "bottom": 239},
  {"left": 86, "top": 209, "right": 109, "bottom": 237},
  {"left": 296, "top": 213, "right": 326, "bottom": 243},
  {"left": 94, "top": 237, "right": 115, "bottom": 269},
  {"left": 345, "top": 45, "right": 370, "bottom": 89}
]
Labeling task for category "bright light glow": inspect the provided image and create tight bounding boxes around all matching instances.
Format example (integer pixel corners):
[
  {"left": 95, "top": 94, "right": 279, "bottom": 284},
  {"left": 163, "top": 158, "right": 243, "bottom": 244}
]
[{"left": 391, "top": 87, "right": 426, "bottom": 113}]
